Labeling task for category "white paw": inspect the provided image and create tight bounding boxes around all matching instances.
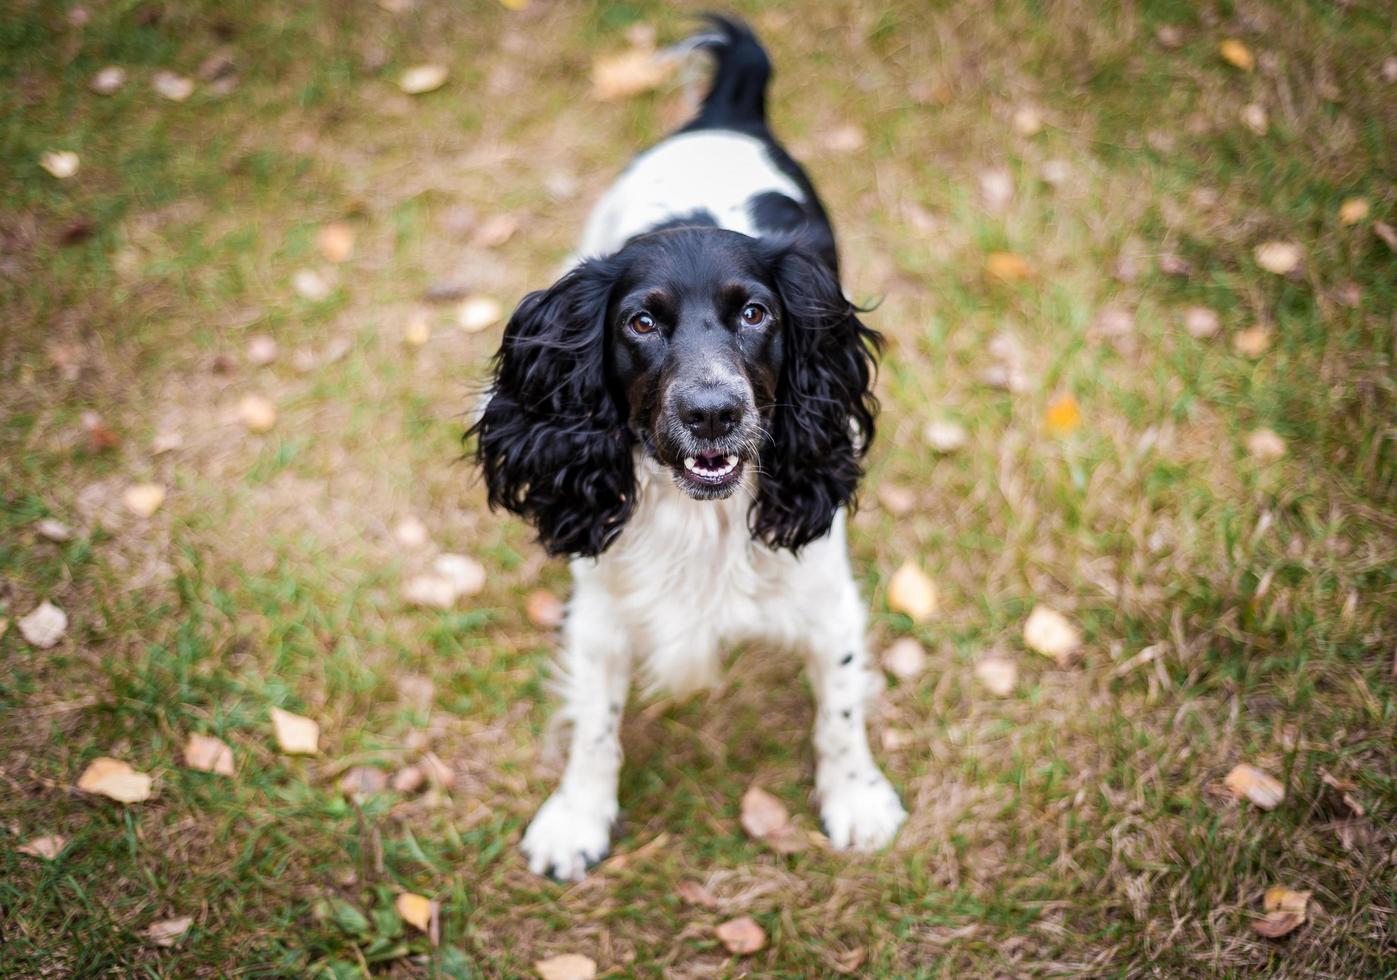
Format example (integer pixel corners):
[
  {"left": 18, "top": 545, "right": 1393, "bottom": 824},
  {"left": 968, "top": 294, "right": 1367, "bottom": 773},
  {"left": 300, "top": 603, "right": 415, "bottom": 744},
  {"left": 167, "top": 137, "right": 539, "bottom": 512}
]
[
  {"left": 818, "top": 766, "right": 907, "bottom": 851},
  {"left": 520, "top": 790, "right": 616, "bottom": 881}
]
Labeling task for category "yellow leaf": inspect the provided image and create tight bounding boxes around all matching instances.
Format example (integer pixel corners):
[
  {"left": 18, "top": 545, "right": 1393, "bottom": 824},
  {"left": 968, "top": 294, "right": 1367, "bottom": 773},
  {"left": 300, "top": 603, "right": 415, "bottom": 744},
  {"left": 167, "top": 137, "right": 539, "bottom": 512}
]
[
  {"left": 984, "top": 251, "right": 1033, "bottom": 283},
  {"left": 1219, "top": 39, "right": 1255, "bottom": 71},
  {"left": 77, "top": 757, "right": 153, "bottom": 803},
  {"left": 498, "top": 0, "right": 530, "bottom": 8},
  {"left": 1232, "top": 324, "right": 1272, "bottom": 358},
  {"left": 1224, "top": 762, "right": 1284, "bottom": 810},
  {"left": 123, "top": 483, "right": 166, "bottom": 518},
  {"left": 1254, "top": 241, "right": 1302, "bottom": 275},
  {"left": 887, "top": 562, "right": 937, "bottom": 622},
  {"left": 395, "top": 892, "right": 435, "bottom": 933},
  {"left": 1023, "top": 605, "right": 1081, "bottom": 664},
  {"left": 316, "top": 222, "right": 354, "bottom": 263},
  {"left": 399, "top": 64, "right": 448, "bottom": 95},
  {"left": 404, "top": 312, "right": 431, "bottom": 347},
  {"left": 152, "top": 71, "right": 195, "bottom": 101},
  {"left": 591, "top": 48, "right": 673, "bottom": 101},
  {"left": 534, "top": 953, "right": 597, "bottom": 980},
  {"left": 1338, "top": 198, "right": 1369, "bottom": 225},
  {"left": 269, "top": 706, "right": 319, "bottom": 755},
  {"left": 1245, "top": 428, "right": 1286, "bottom": 462},
  {"left": 238, "top": 394, "right": 277, "bottom": 433},
  {"left": 39, "top": 150, "right": 80, "bottom": 179},
  {"left": 1044, "top": 393, "right": 1082, "bottom": 437},
  {"left": 183, "top": 733, "right": 235, "bottom": 776},
  {"left": 739, "top": 784, "right": 805, "bottom": 854},
  {"left": 1252, "top": 886, "right": 1310, "bottom": 938},
  {"left": 715, "top": 916, "right": 767, "bottom": 955}
]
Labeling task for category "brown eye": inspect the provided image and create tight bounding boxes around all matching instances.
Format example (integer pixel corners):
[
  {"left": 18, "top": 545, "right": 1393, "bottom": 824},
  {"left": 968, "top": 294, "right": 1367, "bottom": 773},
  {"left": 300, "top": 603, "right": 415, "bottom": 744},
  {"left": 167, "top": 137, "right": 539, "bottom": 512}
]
[
  {"left": 629, "top": 312, "right": 656, "bottom": 334},
  {"left": 741, "top": 303, "right": 768, "bottom": 327}
]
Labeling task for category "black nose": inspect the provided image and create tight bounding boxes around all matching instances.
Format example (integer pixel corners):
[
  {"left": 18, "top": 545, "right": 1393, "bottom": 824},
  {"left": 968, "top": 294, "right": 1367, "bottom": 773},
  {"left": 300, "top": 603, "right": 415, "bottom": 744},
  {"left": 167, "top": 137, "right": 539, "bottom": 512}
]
[{"left": 677, "top": 387, "right": 744, "bottom": 440}]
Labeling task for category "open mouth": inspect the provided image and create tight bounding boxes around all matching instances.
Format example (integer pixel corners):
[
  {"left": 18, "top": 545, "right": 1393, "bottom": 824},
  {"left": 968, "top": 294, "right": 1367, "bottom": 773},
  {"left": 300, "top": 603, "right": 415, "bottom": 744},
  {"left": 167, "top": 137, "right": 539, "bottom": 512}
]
[{"left": 674, "top": 452, "right": 745, "bottom": 494}]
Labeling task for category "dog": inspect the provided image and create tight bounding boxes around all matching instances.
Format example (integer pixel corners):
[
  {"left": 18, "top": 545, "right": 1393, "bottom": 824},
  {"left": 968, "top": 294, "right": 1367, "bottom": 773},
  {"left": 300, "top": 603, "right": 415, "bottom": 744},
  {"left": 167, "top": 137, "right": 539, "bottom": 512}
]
[{"left": 469, "top": 15, "right": 905, "bottom": 880}]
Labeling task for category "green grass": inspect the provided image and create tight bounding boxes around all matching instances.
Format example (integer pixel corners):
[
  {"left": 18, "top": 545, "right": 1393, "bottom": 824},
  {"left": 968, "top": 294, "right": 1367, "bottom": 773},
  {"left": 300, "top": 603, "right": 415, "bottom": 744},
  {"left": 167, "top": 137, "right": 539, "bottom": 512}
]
[{"left": 2, "top": 0, "right": 1394, "bottom": 975}]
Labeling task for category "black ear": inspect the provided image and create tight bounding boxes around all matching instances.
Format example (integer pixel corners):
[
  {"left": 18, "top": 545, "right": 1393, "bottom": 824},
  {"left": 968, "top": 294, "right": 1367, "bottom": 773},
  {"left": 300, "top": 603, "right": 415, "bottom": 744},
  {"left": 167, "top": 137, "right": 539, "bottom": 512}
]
[
  {"left": 468, "top": 257, "right": 635, "bottom": 557},
  {"left": 751, "top": 243, "right": 881, "bottom": 551}
]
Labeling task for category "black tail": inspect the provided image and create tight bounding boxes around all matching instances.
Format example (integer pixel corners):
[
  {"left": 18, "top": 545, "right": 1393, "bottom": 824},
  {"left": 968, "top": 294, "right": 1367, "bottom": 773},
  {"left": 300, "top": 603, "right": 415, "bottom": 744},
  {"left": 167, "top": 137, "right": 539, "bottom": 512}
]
[{"left": 684, "top": 15, "right": 772, "bottom": 133}]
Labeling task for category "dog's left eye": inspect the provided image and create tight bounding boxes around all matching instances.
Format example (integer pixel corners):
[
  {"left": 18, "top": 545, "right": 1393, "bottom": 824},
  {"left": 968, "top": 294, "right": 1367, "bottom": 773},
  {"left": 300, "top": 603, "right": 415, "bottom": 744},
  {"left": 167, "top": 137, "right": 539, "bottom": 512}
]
[{"left": 740, "top": 304, "right": 768, "bottom": 327}]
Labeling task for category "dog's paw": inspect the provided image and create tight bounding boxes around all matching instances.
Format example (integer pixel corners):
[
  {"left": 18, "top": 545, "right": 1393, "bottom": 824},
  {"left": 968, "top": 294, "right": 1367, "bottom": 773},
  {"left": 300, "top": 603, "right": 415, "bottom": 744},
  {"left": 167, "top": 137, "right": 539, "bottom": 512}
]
[
  {"left": 818, "top": 766, "right": 907, "bottom": 852},
  {"left": 520, "top": 790, "right": 616, "bottom": 882}
]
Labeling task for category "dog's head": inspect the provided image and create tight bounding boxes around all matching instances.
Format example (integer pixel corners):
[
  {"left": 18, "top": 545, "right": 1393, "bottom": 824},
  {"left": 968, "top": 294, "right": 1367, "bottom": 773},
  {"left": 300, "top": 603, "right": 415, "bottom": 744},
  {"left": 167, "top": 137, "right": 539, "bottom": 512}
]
[{"left": 471, "top": 227, "right": 879, "bottom": 557}]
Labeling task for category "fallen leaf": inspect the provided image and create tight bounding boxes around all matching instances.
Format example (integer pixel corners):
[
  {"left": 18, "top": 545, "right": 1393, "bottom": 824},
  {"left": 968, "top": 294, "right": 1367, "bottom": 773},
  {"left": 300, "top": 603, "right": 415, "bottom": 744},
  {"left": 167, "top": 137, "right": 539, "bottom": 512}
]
[
  {"left": 592, "top": 47, "right": 673, "bottom": 101},
  {"left": 1374, "top": 221, "right": 1397, "bottom": 251},
  {"left": 393, "top": 516, "right": 430, "bottom": 549},
  {"left": 534, "top": 953, "right": 597, "bottom": 980},
  {"left": 975, "top": 657, "right": 1017, "bottom": 696},
  {"left": 978, "top": 168, "right": 1014, "bottom": 211},
  {"left": 395, "top": 892, "right": 436, "bottom": 933},
  {"left": 146, "top": 915, "right": 193, "bottom": 947},
  {"left": 1232, "top": 324, "right": 1272, "bottom": 357},
  {"left": 1385, "top": 56, "right": 1397, "bottom": 83},
  {"left": 81, "top": 411, "right": 121, "bottom": 451},
  {"left": 125, "top": 482, "right": 167, "bottom": 519},
  {"left": 183, "top": 733, "right": 234, "bottom": 776},
  {"left": 676, "top": 880, "right": 719, "bottom": 908},
  {"left": 399, "top": 64, "right": 448, "bottom": 95},
  {"left": 1023, "top": 605, "right": 1081, "bottom": 664},
  {"left": 77, "top": 757, "right": 153, "bottom": 803},
  {"left": 499, "top": 0, "right": 531, "bottom": 9},
  {"left": 246, "top": 335, "right": 278, "bottom": 366},
  {"left": 419, "top": 751, "right": 456, "bottom": 789},
  {"left": 292, "top": 268, "right": 332, "bottom": 302},
  {"left": 875, "top": 483, "right": 916, "bottom": 516},
  {"left": 1224, "top": 763, "right": 1285, "bottom": 810},
  {"left": 338, "top": 766, "right": 387, "bottom": 798},
  {"left": 832, "top": 947, "right": 867, "bottom": 974},
  {"left": 887, "top": 562, "right": 937, "bottom": 622},
  {"left": 1044, "top": 393, "right": 1082, "bottom": 437},
  {"left": 458, "top": 296, "right": 503, "bottom": 333},
  {"left": 1240, "top": 103, "right": 1268, "bottom": 135},
  {"left": 882, "top": 638, "right": 928, "bottom": 680},
  {"left": 881, "top": 727, "right": 913, "bottom": 751},
  {"left": 715, "top": 916, "right": 767, "bottom": 955},
  {"left": 1319, "top": 768, "right": 1365, "bottom": 816},
  {"left": 525, "top": 589, "right": 565, "bottom": 629},
  {"left": 1252, "top": 885, "right": 1310, "bottom": 938},
  {"left": 317, "top": 222, "right": 354, "bottom": 263},
  {"left": 40, "top": 150, "right": 80, "bottom": 179},
  {"left": 1157, "top": 252, "right": 1193, "bottom": 278},
  {"left": 151, "top": 70, "right": 195, "bottom": 101},
  {"left": 1040, "top": 158, "right": 1071, "bottom": 186},
  {"left": 1184, "top": 306, "right": 1221, "bottom": 339},
  {"left": 1091, "top": 306, "right": 1134, "bottom": 340},
  {"left": 269, "top": 706, "right": 319, "bottom": 755},
  {"left": 822, "top": 124, "right": 866, "bottom": 153},
  {"left": 90, "top": 65, "right": 126, "bottom": 94},
  {"left": 984, "top": 251, "right": 1033, "bottom": 283},
  {"left": 151, "top": 431, "right": 183, "bottom": 454},
  {"left": 1254, "top": 241, "right": 1301, "bottom": 275},
  {"left": 18, "top": 835, "right": 66, "bottom": 860},
  {"left": 403, "top": 574, "right": 458, "bottom": 609},
  {"left": 923, "top": 419, "right": 967, "bottom": 453},
  {"left": 1245, "top": 428, "right": 1286, "bottom": 462},
  {"left": 1220, "top": 39, "right": 1255, "bottom": 72},
  {"left": 392, "top": 765, "right": 425, "bottom": 793},
  {"left": 1012, "top": 105, "right": 1043, "bottom": 136},
  {"left": 1155, "top": 25, "right": 1184, "bottom": 49},
  {"left": 1337, "top": 198, "right": 1369, "bottom": 225},
  {"left": 404, "top": 312, "right": 432, "bottom": 347},
  {"left": 470, "top": 214, "right": 518, "bottom": 248},
  {"left": 434, "top": 554, "right": 486, "bottom": 597},
  {"left": 238, "top": 394, "right": 277, "bottom": 433},
  {"left": 19, "top": 601, "right": 68, "bottom": 648},
  {"left": 35, "top": 518, "right": 73, "bottom": 542},
  {"left": 739, "top": 784, "right": 806, "bottom": 853}
]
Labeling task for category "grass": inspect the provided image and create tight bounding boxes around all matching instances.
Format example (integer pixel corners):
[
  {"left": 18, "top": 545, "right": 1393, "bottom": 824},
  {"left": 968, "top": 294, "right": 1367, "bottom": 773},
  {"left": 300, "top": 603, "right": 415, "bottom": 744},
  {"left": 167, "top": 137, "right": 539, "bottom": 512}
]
[{"left": 2, "top": 0, "right": 1394, "bottom": 975}]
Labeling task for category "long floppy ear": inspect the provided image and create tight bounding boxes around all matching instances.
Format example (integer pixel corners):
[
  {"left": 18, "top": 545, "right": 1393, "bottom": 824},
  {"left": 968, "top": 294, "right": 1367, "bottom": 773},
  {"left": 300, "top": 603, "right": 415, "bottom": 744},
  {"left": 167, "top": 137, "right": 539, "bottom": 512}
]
[
  {"left": 468, "top": 257, "right": 635, "bottom": 558},
  {"left": 751, "top": 242, "right": 881, "bottom": 551}
]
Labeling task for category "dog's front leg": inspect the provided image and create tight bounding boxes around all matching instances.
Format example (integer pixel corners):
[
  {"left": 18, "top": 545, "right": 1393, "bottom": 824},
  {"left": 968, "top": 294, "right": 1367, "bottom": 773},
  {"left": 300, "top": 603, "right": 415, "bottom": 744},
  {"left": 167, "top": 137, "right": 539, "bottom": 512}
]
[
  {"left": 520, "top": 580, "right": 630, "bottom": 881},
  {"left": 805, "top": 596, "right": 907, "bottom": 851}
]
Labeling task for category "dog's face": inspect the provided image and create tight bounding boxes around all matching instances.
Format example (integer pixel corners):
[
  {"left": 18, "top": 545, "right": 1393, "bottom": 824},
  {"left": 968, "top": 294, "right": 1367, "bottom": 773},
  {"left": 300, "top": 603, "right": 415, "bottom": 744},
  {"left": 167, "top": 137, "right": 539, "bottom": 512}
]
[
  {"left": 471, "top": 226, "right": 880, "bottom": 557},
  {"left": 606, "top": 230, "right": 784, "bottom": 499}
]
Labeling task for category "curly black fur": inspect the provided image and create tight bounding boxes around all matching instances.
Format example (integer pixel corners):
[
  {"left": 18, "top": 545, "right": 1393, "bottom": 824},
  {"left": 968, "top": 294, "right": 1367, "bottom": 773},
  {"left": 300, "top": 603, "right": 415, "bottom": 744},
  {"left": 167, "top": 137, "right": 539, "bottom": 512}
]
[
  {"left": 750, "top": 240, "right": 882, "bottom": 551},
  {"left": 468, "top": 256, "right": 636, "bottom": 558}
]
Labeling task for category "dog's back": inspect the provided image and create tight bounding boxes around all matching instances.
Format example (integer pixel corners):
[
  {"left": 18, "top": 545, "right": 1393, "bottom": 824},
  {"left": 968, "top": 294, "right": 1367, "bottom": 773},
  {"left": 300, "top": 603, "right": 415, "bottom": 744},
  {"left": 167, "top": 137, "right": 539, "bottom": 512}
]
[{"left": 578, "top": 16, "right": 837, "bottom": 271}]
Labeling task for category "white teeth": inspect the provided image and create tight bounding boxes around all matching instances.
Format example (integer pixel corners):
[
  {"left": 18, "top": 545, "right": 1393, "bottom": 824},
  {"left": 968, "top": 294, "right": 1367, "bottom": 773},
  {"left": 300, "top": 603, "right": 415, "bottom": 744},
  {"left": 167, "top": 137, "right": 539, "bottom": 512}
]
[
  {"left": 684, "top": 457, "right": 696, "bottom": 469},
  {"left": 683, "top": 455, "right": 740, "bottom": 478},
  {"left": 725, "top": 455, "right": 738, "bottom": 465}
]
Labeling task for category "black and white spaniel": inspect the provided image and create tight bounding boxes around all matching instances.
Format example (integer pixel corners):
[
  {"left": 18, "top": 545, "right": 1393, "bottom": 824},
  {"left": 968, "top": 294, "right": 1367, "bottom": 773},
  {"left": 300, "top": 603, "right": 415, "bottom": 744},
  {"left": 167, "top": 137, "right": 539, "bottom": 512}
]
[{"left": 470, "top": 16, "right": 905, "bottom": 880}]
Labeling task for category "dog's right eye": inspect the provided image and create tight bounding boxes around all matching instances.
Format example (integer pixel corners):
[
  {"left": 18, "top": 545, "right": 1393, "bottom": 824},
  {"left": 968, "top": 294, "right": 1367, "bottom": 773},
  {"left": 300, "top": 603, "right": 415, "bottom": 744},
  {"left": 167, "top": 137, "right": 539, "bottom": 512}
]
[{"left": 629, "top": 312, "right": 656, "bottom": 334}]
